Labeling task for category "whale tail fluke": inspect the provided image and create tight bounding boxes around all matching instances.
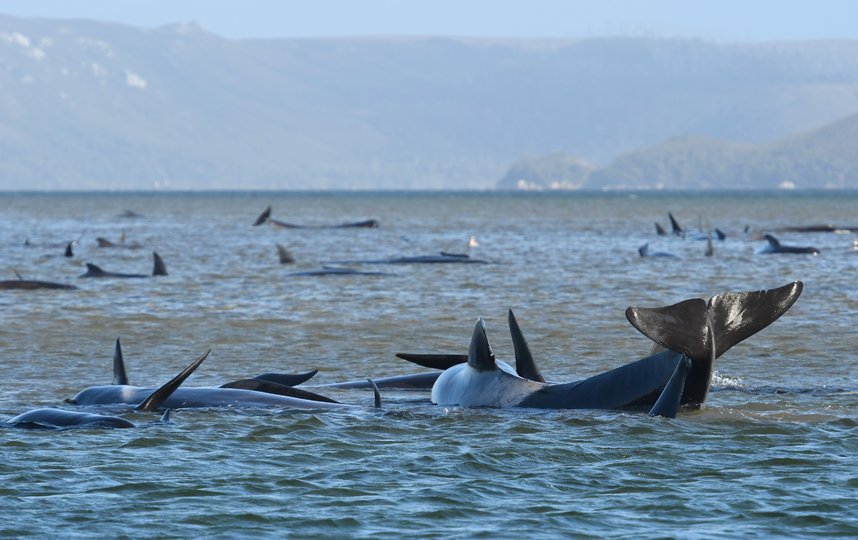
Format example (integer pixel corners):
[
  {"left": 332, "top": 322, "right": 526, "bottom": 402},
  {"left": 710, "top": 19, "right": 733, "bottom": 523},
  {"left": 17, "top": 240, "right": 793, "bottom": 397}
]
[
  {"left": 507, "top": 310, "right": 544, "bottom": 382},
  {"left": 626, "top": 281, "right": 802, "bottom": 406},
  {"left": 113, "top": 337, "right": 129, "bottom": 385},
  {"left": 253, "top": 206, "right": 272, "bottom": 226},
  {"left": 221, "top": 378, "right": 339, "bottom": 403},
  {"left": 152, "top": 252, "right": 168, "bottom": 276},
  {"left": 135, "top": 349, "right": 210, "bottom": 411},
  {"left": 252, "top": 370, "right": 318, "bottom": 387},
  {"left": 468, "top": 318, "right": 497, "bottom": 372}
]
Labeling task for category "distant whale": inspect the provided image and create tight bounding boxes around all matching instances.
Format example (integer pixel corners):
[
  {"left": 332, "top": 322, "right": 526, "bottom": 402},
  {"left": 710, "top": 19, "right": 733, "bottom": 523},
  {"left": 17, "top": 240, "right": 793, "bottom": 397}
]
[
  {"left": 80, "top": 252, "right": 168, "bottom": 278},
  {"left": 0, "top": 275, "right": 78, "bottom": 290},
  {"left": 287, "top": 266, "right": 391, "bottom": 277},
  {"left": 638, "top": 243, "right": 677, "bottom": 258},
  {"left": 3, "top": 348, "right": 209, "bottom": 429},
  {"left": 253, "top": 206, "right": 379, "bottom": 229},
  {"left": 760, "top": 234, "right": 820, "bottom": 255},
  {"left": 329, "top": 252, "right": 488, "bottom": 265}
]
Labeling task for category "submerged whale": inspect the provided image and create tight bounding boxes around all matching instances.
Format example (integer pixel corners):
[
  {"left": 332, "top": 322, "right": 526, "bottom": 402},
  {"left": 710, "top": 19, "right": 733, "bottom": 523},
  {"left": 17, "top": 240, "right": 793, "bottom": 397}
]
[
  {"left": 287, "top": 266, "right": 391, "bottom": 277},
  {"left": 0, "top": 274, "right": 77, "bottom": 290},
  {"left": 3, "top": 348, "right": 209, "bottom": 429},
  {"left": 638, "top": 243, "right": 677, "bottom": 258},
  {"left": 329, "top": 252, "right": 488, "bottom": 265},
  {"left": 80, "top": 252, "right": 168, "bottom": 278},
  {"left": 253, "top": 206, "right": 379, "bottom": 229},
  {"left": 760, "top": 234, "right": 820, "bottom": 255}
]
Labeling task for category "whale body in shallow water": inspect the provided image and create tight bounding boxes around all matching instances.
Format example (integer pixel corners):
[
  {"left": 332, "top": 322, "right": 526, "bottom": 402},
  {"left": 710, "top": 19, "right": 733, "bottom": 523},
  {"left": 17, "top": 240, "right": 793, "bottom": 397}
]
[
  {"left": 80, "top": 252, "right": 168, "bottom": 278},
  {"left": 428, "top": 317, "right": 692, "bottom": 418}
]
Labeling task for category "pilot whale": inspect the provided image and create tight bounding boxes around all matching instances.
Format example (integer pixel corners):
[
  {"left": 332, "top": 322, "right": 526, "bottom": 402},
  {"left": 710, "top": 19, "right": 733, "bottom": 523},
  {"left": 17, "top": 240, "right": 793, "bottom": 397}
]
[
  {"left": 429, "top": 317, "right": 693, "bottom": 417},
  {"left": 394, "top": 282, "right": 802, "bottom": 414},
  {"left": 3, "top": 348, "right": 209, "bottom": 429},
  {"left": 80, "top": 252, "right": 168, "bottom": 278},
  {"left": 1, "top": 274, "right": 77, "bottom": 290},
  {"left": 760, "top": 234, "right": 820, "bottom": 255},
  {"left": 253, "top": 206, "right": 379, "bottom": 229},
  {"left": 69, "top": 339, "right": 380, "bottom": 410}
]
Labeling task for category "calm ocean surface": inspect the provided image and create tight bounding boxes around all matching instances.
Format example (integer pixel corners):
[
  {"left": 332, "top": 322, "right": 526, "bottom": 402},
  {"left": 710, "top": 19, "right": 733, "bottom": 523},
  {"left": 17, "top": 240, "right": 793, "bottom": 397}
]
[{"left": 1, "top": 191, "right": 857, "bottom": 538}]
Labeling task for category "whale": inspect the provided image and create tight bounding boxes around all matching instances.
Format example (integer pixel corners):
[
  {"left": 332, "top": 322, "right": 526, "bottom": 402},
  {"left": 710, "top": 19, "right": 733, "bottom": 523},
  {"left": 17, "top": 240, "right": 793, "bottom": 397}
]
[
  {"left": 392, "top": 282, "right": 802, "bottom": 414},
  {"left": 69, "top": 339, "right": 379, "bottom": 410},
  {"left": 287, "top": 266, "right": 391, "bottom": 277},
  {"left": 1, "top": 275, "right": 78, "bottom": 290},
  {"left": 328, "top": 252, "right": 488, "bottom": 265},
  {"left": 253, "top": 206, "right": 379, "bottom": 229},
  {"left": 760, "top": 234, "right": 820, "bottom": 255},
  {"left": 428, "top": 316, "right": 693, "bottom": 418},
  {"left": 638, "top": 243, "right": 678, "bottom": 258},
  {"left": 109, "top": 337, "right": 340, "bottom": 404},
  {"left": 3, "top": 348, "right": 209, "bottom": 429},
  {"left": 80, "top": 252, "right": 168, "bottom": 278}
]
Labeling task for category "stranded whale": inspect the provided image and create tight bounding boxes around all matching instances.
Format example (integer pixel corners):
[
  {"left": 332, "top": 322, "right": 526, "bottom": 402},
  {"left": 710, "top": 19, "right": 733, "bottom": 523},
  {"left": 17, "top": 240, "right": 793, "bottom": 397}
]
[
  {"left": 3, "top": 349, "right": 209, "bottom": 429},
  {"left": 80, "top": 252, "right": 168, "bottom": 278},
  {"left": 760, "top": 234, "right": 820, "bottom": 255}
]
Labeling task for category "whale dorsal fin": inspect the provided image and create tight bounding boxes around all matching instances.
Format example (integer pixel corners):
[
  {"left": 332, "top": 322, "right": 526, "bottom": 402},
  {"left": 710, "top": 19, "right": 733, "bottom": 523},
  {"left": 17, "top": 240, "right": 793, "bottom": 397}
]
[
  {"left": 638, "top": 243, "right": 650, "bottom": 257},
  {"left": 113, "top": 337, "right": 129, "bottom": 385},
  {"left": 84, "top": 263, "right": 106, "bottom": 277},
  {"left": 655, "top": 223, "right": 666, "bottom": 236},
  {"left": 668, "top": 212, "right": 683, "bottom": 235},
  {"left": 96, "top": 237, "right": 114, "bottom": 248},
  {"left": 152, "top": 252, "right": 167, "bottom": 276},
  {"left": 253, "top": 206, "right": 272, "bottom": 226},
  {"left": 64, "top": 242, "right": 74, "bottom": 257},
  {"left": 507, "top": 310, "right": 544, "bottom": 382},
  {"left": 764, "top": 234, "right": 781, "bottom": 247},
  {"left": 15, "top": 271, "right": 23, "bottom": 280},
  {"left": 648, "top": 355, "right": 692, "bottom": 418},
  {"left": 276, "top": 244, "right": 295, "bottom": 264},
  {"left": 135, "top": 349, "right": 210, "bottom": 411},
  {"left": 468, "top": 318, "right": 497, "bottom": 372}
]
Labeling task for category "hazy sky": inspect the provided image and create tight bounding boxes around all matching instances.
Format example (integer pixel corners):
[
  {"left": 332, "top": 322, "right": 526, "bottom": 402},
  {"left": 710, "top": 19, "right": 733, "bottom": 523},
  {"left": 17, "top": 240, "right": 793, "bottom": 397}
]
[{"left": 1, "top": 0, "right": 857, "bottom": 41}]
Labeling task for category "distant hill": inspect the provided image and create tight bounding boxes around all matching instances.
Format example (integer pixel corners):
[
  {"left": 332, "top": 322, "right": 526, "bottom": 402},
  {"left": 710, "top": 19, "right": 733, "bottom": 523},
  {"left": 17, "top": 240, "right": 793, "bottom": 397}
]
[
  {"left": 4, "top": 14, "right": 858, "bottom": 189},
  {"left": 583, "top": 112, "right": 858, "bottom": 189}
]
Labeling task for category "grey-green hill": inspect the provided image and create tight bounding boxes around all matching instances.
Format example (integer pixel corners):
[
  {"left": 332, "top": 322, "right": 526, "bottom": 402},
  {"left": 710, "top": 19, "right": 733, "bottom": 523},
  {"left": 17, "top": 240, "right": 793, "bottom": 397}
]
[{"left": 4, "top": 14, "right": 858, "bottom": 189}]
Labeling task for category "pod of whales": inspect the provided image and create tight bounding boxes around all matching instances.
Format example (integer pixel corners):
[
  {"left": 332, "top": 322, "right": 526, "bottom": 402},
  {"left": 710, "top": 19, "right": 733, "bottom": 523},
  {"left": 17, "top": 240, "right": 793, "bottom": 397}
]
[
  {"left": 80, "top": 252, "right": 168, "bottom": 278},
  {"left": 67, "top": 338, "right": 379, "bottom": 411},
  {"left": 3, "top": 347, "right": 209, "bottom": 429},
  {"left": 253, "top": 206, "right": 379, "bottom": 229}
]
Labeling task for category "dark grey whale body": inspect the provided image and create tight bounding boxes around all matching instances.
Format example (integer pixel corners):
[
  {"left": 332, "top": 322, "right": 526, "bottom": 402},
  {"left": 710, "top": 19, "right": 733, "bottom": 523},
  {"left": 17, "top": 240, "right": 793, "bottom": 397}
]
[
  {"left": 3, "top": 348, "right": 209, "bottom": 430},
  {"left": 330, "top": 252, "right": 488, "bottom": 265},
  {"left": 760, "top": 234, "right": 820, "bottom": 255},
  {"left": 80, "top": 252, "right": 168, "bottom": 278},
  {"left": 0, "top": 277, "right": 77, "bottom": 290},
  {"left": 253, "top": 206, "right": 379, "bottom": 229},
  {"left": 69, "top": 338, "right": 377, "bottom": 410},
  {"left": 391, "top": 282, "right": 802, "bottom": 416}
]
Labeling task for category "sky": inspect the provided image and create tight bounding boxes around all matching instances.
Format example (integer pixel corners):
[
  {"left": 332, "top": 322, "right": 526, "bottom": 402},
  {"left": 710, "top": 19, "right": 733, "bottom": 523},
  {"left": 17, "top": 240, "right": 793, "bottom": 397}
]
[{"left": 1, "top": 0, "right": 857, "bottom": 42}]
